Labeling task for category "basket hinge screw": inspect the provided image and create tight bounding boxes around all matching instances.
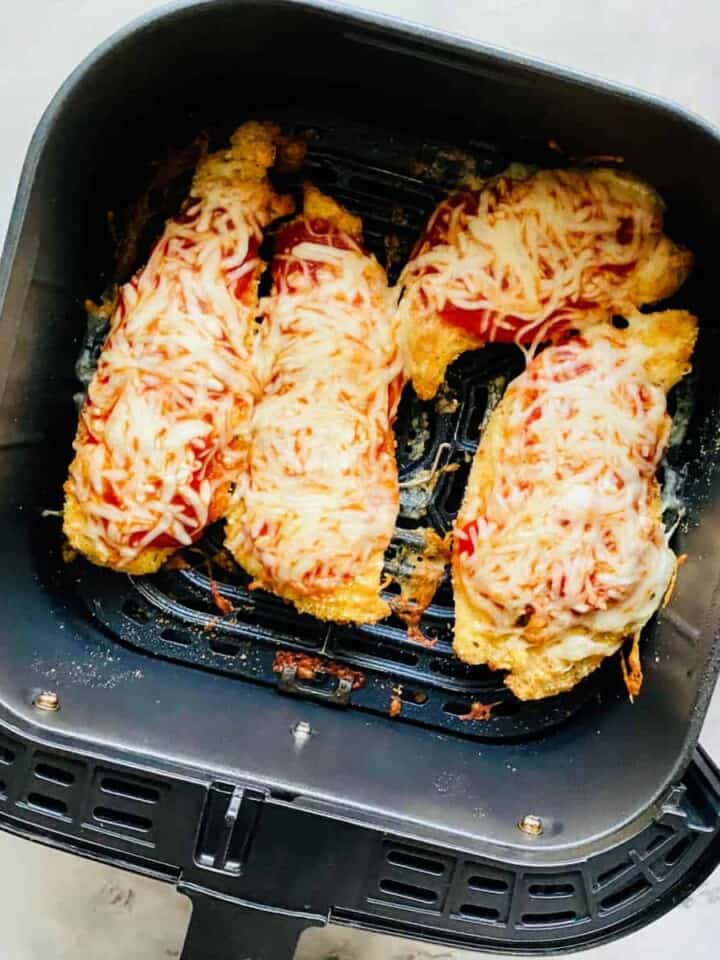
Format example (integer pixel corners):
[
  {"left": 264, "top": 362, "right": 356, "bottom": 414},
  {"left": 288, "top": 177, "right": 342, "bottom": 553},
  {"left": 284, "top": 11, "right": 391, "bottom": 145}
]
[
  {"left": 292, "top": 720, "right": 313, "bottom": 743},
  {"left": 518, "top": 814, "right": 543, "bottom": 836},
  {"left": 33, "top": 691, "right": 60, "bottom": 712}
]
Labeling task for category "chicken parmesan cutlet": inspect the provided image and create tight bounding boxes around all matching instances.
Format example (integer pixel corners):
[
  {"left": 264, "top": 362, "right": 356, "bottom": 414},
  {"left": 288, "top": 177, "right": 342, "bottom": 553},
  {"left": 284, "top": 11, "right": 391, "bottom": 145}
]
[
  {"left": 398, "top": 168, "right": 692, "bottom": 399},
  {"left": 64, "top": 122, "right": 293, "bottom": 573},
  {"left": 225, "top": 184, "right": 402, "bottom": 623},
  {"left": 452, "top": 310, "right": 697, "bottom": 700}
]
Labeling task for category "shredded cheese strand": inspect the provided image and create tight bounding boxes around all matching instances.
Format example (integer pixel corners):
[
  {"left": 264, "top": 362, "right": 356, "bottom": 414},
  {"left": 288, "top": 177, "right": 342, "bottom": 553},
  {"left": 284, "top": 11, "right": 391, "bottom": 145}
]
[
  {"left": 65, "top": 125, "right": 290, "bottom": 570},
  {"left": 455, "top": 328, "right": 676, "bottom": 645},
  {"left": 226, "top": 219, "right": 402, "bottom": 596},
  {"left": 400, "top": 169, "right": 675, "bottom": 352}
]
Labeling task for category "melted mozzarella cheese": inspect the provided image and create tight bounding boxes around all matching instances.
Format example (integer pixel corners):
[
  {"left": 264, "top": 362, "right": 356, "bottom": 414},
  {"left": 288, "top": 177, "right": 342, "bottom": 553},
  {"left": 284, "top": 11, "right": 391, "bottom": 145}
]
[
  {"left": 401, "top": 169, "right": 674, "bottom": 348},
  {"left": 226, "top": 222, "right": 402, "bottom": 596},
  {"left": 65, "top": 125, "right": 290, "bottom": 570},
  {"left": 455, "top": 330, "right": 675, "bottom": 647}
]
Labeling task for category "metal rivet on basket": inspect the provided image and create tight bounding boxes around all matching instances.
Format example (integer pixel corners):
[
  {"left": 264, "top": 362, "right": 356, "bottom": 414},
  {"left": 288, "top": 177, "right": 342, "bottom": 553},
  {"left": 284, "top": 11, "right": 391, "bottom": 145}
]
[
  {"left": 292, "top": 720, "right": 313, "bottom": 742},
  {"left": 33, "top": 691, "right": 60, "bottom": 712},
  {"left": 518, "top": 814, "right": 543, "bottom": 836}
]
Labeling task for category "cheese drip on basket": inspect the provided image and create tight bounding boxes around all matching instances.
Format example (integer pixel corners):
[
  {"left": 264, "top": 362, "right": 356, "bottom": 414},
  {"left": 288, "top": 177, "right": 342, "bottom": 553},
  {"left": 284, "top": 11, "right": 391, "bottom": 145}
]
[
  {"left": 398, "top": 168, "right": 692, "bottom": 399},
  {"left": 64, "top": 122, "right": 293, "bottom": 573},
  {"left": 452, "top": 310, "right": 697, "bottom": 701},
  {"left": 225, "top": 185, "right": 403, "bottom": 623}
]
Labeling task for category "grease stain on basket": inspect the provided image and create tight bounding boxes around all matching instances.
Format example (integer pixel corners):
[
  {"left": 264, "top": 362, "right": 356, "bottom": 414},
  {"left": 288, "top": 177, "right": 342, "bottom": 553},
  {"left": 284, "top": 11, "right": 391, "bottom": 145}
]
[{"left": 91, "top": 881, "right": 136, "bottom": 913}]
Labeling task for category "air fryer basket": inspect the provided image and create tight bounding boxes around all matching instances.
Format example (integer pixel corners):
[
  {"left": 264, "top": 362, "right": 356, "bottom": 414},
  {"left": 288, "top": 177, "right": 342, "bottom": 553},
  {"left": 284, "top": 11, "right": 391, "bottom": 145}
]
[{"left": 2, "top": 1, "right": 720, "bottom": 957}]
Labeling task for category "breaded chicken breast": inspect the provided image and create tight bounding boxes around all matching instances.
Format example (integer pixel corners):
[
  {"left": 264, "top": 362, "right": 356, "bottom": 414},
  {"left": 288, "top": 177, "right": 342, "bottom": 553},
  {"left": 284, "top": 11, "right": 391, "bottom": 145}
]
[
  {"left": 452, "top": 310, "right": 697, "bottom": 700},
  {"left": 64, "top": 122, "right": 293, "bottom": 573},
  {"left": 225, "top": 184, "right": 402, "bottom": 623},
  {"left": 398, "top": 168, "right": 692, "bottom": 399}
]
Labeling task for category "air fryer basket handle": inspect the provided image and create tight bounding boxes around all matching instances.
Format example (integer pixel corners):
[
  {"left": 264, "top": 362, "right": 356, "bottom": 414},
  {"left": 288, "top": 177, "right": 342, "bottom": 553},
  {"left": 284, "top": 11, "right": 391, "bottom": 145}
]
[{"left": 179, "top": 888, "right": 323, "bottom": 960}]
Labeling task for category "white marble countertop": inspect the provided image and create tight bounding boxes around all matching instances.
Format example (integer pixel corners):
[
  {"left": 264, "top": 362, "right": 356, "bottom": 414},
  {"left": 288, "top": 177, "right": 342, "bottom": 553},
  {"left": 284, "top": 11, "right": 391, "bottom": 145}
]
[{"left": 1, "top": 2, "right": 719, "bottom": 958}]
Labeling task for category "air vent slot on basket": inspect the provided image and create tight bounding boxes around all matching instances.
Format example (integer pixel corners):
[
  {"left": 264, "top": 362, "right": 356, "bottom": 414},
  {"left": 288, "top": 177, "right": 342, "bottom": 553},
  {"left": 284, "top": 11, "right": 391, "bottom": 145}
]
[
  {"left": 347, "top": 173, "right": 411, "bottom": 203},
  {"left": 399, "top": 687, "right": 429, "bottom": 705},
  {"left": 648, "top": 831, "right": 698, "bottom": 883},
  {"left": 664, "top": 835, "right": 694, "bottom": 867},
  {"left": 386, "top": 849, "right": 445, "bottom": 876},
  {"left": 161, "top": 627, "right": 193, "bottom": 646},
  {"left": 35, "top": 762, "right": 75, "bottom": 787},
  {"left": 93, "top": 806, "right": 152, "bottom": 833},
  {"left": 370, "top": 839, "right": 454, "bottom": 913},
  {"left": 208, "top": 637, "right": 241, "bottom": 657},
  {"left": 378, "top": 879, "right": 438, "bottom": 906},
  {"left": 528, "top": 881, "right": 575, "bottom": 898},
  {"left": 595, "top": 859, "right": 632, "bottom": 889},
  {"left": 336, "top": 634, "right": 419, "bottom": 666},
  {"left": 442, "top": 701, "right": 475, "bottom": 717},
  {"left": 0, "top": 746, "right": 15, "bottom": 765},
  {"left": 489, "top": 700, "right": 521, "bottom": 717},
  {"left": 121, "top": 598, "right": 152, "bottom": 624},
  {"left": 0, "top": 780, "right": 6, "bottom": 799},
  {"left": 460, "top": 386, "right": 489, "bottom": 443},
  {"left": 645, "top": 827, "right": 673, "bottom": 855},
  {"left": 27, "top": 793, "right": 67, "bottom": 818},
  {"left": 100, "top": 777, "right": 160, "bottom": 805},
  {"left": 457, "top": 903, "right": 500, "bottom": 923},
  {"left": 600, "top": 876, "right": 651, "bottom": 912},
  {"left": 428, "top": 658, "right": 494, "bottom": 683},
  {"left": 517, "top": 871, "right": 588, "bottom": 925},
  {"left": 467, "top": 875, "right": 509, "bottom": 895},
  {"left": 449, "top": 862, "right": 514, "bottom": 927},
  {"left": 522, "top": 910, "right": 577, "bottom": 926}
]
